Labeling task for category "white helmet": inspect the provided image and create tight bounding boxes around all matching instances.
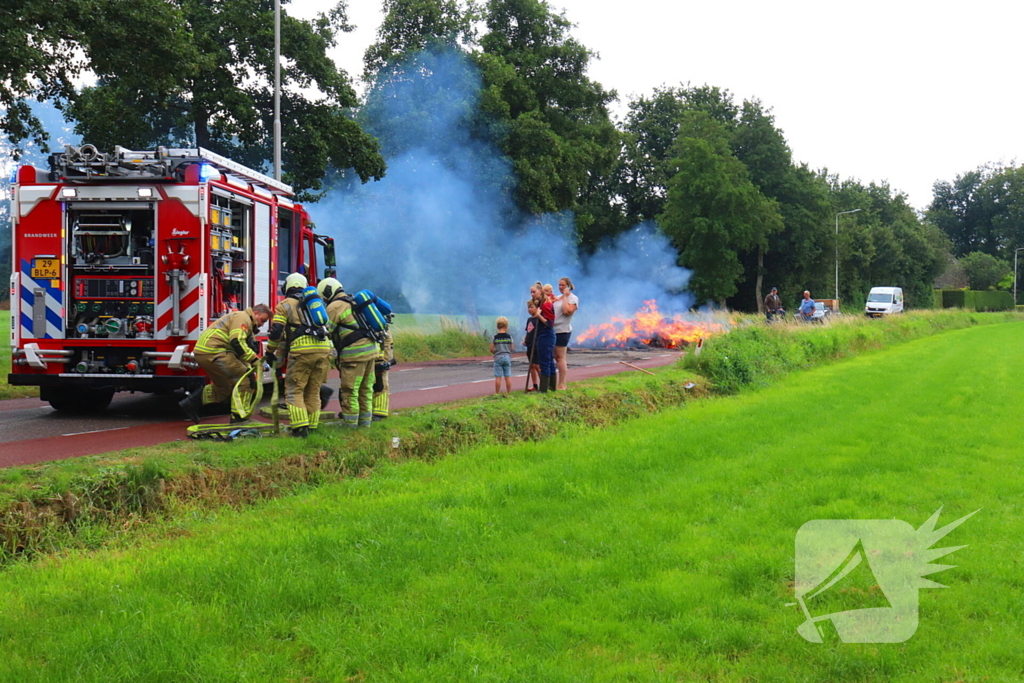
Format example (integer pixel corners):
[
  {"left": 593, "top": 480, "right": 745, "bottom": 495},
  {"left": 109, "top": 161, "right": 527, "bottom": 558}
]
[
  {"left": 316, "top": 277, "right": 344, "bottom": 301},
  {"left": 282, "top": 272, "right": 307, "bottom": 295}
]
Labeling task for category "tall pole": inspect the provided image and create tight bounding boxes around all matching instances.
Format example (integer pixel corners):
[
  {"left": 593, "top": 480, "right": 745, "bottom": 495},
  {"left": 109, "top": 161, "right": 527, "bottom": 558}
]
[
  {"left": 273, "top": 0, "right": 281, "bottom": 181},
  {"left": 835, "top": 209, "right": 862, "bottom": 303}
]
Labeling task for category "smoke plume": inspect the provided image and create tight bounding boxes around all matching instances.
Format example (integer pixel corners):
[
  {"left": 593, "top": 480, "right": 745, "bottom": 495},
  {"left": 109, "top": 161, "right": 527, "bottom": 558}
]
[{"left": 305, "top": 48, "right": 693, "bottom": 334}]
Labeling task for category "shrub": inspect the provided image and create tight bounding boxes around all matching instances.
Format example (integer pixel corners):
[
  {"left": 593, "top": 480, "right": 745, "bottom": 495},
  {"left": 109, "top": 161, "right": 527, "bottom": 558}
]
[{"left": 685, "top": 310, "right": 1021, "bottom": 394}]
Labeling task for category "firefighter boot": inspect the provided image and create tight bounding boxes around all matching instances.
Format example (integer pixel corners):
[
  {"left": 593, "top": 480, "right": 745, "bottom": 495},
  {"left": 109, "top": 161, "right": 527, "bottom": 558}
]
[
  {"left": 230, "top": 413, "right": 247, "bottom": 424},
  {"left": 319, "top": 385, "right": 334, "bottom": 411},
  {"left": 178, "top": 389, "right": 203, "bottom": 424},
  {"left": 538, "top": 375, "right": 550, "bottom": 393},
  {"left": 291, "top": 426, "right": 310, "bottom": 438}
]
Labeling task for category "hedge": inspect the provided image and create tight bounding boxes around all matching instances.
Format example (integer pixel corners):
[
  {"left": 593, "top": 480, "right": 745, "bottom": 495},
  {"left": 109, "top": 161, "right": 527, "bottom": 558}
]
[{"left": 938, "top": 289, "right": 1014, "bottom": 311}]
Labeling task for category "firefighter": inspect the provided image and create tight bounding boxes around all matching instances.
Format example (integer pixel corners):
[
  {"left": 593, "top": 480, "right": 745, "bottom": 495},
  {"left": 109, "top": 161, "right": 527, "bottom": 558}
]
[
  {"left": 372, "top": 327, "right": 394, "bottom": 421},
  {"left": 265, "top": 273, "right": 333, "bottom": 437},
  {"left": 317, "top": 277, "right": 377, "bottom": 428},
  {"left": 179, "top": 304, "right": 272, "bottom": 424}
]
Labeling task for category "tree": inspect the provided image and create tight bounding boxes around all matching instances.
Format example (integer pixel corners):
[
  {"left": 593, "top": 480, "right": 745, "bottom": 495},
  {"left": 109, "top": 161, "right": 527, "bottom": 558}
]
[
  {"left": 730, "top": 99, "right": 811, "bottom": 310},
  {"left": 658, "top": 112, "right": 782, "bottom": 306},
  {"left": 66, "top": 0, "right": 384, "bottom": 200},
  {"left": 617, "top": 85, "right": 739, "bottom": 226},
  {"left": 742, "top": 164, "right": 833, "bottom": 309},
  {"left": 928, "top": 165, "right": 1006, "bottom": 258},
  {"left": 960, "top": 251, "right": 1011, "bottom": 290},
  {"left": 1, "top": 1, "right": 83, "bottom": 154},
  {"left": 616, "top": 87, "right": 690, "bottom": 226},
  {"left": 830, "top": 178, "right": 950, "bottom": 307},
  {"left": 362, "top": 0, "right": 474, "bottom": 80},
  {"left": 980, "top": 165, "right": 1024, "bottom": 259},
  {"left": 0, "top": 0, "right": 192, "bottom": 157},
  {"left": 0, "top": 101, "right": 81, "bottom": 301},
  {"left": 476, "top": 0, "right": 619, "bottom": 224}
]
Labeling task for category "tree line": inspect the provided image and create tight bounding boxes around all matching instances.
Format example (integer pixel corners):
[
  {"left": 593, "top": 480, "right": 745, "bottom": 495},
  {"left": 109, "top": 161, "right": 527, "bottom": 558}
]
[{"left": 2, "top": 0, "right": 1018, "bottom": 309}]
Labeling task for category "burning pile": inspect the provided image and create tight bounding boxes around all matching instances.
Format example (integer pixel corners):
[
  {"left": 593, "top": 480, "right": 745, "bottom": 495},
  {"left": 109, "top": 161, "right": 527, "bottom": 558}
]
[{"left": 575, "top": 300, "right": 725, "bottom": 349}]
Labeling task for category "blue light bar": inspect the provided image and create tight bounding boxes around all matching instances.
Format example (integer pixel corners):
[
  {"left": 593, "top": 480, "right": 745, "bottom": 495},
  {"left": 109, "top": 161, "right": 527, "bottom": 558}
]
[{"left": 198, "top": 163, "right": 219, "bottom": 182}]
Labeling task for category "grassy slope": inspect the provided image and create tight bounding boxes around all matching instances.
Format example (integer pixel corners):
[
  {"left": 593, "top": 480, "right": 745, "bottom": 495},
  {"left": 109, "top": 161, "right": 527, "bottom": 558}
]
[{"left": 1, "top": 324, "right": 1022, "bottom": 681}]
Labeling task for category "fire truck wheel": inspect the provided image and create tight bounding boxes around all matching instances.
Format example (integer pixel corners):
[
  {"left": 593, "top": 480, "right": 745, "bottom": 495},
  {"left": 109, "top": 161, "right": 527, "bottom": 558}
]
[{"left": 47, "top": 388, "right": 115, "bottom": 414}]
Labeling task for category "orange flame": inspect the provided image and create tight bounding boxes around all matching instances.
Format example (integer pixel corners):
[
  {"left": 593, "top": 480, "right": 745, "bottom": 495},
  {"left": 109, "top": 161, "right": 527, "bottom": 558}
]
[{"left": 576, "top": 300, "right": 725, "bottom": 349}]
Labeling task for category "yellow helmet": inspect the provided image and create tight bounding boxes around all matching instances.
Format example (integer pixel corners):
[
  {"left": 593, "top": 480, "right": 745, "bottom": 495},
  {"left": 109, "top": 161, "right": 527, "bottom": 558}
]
[
  {"left": 316, "top": 277, "right": 344, "bottom": 301},
  {"left": 282, "top": 272, "right": 307, "bottom": 295}
]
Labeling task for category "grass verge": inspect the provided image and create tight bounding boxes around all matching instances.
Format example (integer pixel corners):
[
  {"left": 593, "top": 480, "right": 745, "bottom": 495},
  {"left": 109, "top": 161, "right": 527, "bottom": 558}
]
[
  {"left": 0, "top": 310, "right": 1019, "bottom": 570},
  {"left": 392, "top": 315, "right": 492, "bottom": 361},
  {"left": 0, "top": 320, "right": 1020, "bottom": 680},
  {"left": 0, "top": 311, "right": 37, "bottom": 400},
  {"left": 686, "top": 309, "right": 1023, "bottom": 393}
]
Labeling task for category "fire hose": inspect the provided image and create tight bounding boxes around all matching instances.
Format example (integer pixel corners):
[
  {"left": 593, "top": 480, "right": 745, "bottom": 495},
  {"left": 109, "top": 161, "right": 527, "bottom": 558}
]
[
  {"left": 186, "top": 360, "right": 274, "bottom": 440},
  {"left": 231, "top": 361, "right": 264, "bottom": 419}
]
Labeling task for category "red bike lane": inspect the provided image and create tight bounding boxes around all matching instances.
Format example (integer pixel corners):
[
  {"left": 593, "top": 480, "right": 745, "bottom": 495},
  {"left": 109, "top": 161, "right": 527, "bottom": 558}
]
[{"left": 0, "top": 352, "right": 683, "bottom": 468}]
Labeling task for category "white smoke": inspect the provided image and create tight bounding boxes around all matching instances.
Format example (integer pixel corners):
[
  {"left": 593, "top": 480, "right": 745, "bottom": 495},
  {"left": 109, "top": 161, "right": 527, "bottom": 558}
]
[{"left": 306, "top": 48, "right": 693, "bottom": 334}]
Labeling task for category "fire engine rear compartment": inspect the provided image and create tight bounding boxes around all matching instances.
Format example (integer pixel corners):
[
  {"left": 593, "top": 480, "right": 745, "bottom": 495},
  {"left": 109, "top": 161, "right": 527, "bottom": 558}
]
[
  {"left": 28, "top": 201, "right": 189, "bottom": 410},
  {"left": 68, "top": 204, "right": 156, "bottom": 343},
  {"left": 9, "top": 145, "right": 329, "bottom": 413}
]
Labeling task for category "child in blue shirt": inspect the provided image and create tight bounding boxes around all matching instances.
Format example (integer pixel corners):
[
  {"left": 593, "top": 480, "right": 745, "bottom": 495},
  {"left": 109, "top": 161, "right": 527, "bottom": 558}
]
[{"left": 490, "top": 316, "right": 514, "bottom": 395}]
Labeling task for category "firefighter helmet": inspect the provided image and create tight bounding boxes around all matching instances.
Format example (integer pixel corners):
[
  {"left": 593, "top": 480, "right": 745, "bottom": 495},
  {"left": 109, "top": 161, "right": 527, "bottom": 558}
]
[
  {"left": 282, "top": 272, "right": 307, "bottom": 295},
  {"left": 316, "top": 277, "right": 344, "bottom": 301}
]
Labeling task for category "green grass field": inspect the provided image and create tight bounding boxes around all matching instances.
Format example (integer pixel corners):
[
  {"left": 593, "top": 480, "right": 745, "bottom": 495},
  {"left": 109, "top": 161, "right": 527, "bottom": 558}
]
[{"left": 0, "top": 323, "right": 1021, "bottom": 681}]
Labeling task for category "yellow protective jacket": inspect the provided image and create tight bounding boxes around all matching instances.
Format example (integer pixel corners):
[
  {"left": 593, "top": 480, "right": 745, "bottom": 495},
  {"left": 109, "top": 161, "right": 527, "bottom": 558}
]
[
  {"left": 195, "top": 308, "right": 259, "bottom": 362},
  {"left": 326, "top": 297, "right": 378, "bottom": 363},
  {"left": 267, "top": 297, "right": 332, "bottom": 356}
]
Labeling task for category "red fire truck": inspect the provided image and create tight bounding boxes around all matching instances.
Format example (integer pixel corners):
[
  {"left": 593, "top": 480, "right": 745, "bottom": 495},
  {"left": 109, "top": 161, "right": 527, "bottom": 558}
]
[{"left": 8, "top": 144, "right": 336, "bottom": 412}]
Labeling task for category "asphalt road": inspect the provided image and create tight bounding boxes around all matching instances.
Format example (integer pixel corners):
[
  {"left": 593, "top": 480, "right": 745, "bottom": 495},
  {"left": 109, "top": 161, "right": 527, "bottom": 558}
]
[{"left": 0, "top": 348, "right": 683, "bottom": 467}]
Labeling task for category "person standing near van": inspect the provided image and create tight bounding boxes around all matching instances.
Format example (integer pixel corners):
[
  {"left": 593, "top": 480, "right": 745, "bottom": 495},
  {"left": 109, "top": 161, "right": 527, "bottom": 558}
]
[
  {"left": 764, "top": 287, "right": 783, "bottom": 321},
  {"left": 799, "top": 290, "right": 815, "bottom": 321}
]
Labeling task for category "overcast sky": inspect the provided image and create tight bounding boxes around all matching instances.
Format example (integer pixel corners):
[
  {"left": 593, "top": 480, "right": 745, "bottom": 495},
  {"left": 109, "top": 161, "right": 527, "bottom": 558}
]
[{"left": 293, "top": 0, "right": 1022, "bottom": 211}]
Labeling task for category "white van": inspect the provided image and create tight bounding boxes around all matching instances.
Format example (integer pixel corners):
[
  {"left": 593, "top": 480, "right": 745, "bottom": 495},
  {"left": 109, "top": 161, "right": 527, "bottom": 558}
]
[{"left": 865, "top": 287, "right": 904, "bottom": 317}]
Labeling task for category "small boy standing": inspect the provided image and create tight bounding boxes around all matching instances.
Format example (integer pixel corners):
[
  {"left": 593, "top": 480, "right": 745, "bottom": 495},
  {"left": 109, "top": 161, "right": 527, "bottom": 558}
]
[{"left": 490, "top": 316, "right": 514, "bottom": 395}]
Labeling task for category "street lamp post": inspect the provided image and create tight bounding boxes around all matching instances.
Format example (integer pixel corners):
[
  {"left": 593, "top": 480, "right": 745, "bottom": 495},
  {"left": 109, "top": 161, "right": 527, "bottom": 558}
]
[
  {"left": 1015, "top": 247, "right": 1024, "bottom": 307},
  {"left": 835, "top": 209, "right": 862, "bottom": 303},
  {"left": 273, "top": 0, "right": 281, "bottom": 181}
]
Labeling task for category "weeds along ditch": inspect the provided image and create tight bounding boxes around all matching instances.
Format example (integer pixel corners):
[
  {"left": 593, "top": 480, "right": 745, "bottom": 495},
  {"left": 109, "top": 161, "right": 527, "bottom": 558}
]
[
  {"left": 391, "top": 316, "right": 492, "bottom": 361},
  {"left": 0, "top": 309, "right": 1019, "bottom": 568},
  {"left": 684, "top": 308, "right": 1023, "bottom": 393}
]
